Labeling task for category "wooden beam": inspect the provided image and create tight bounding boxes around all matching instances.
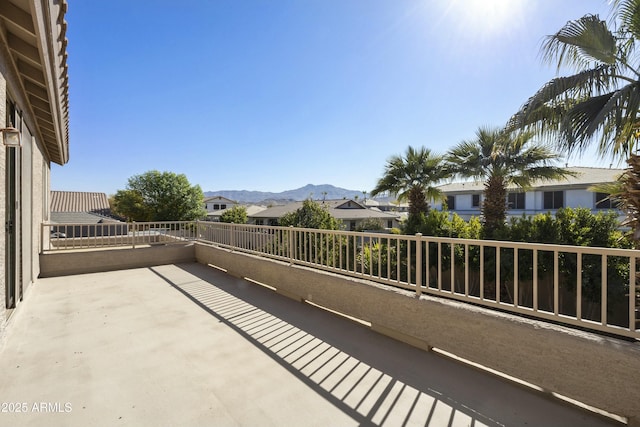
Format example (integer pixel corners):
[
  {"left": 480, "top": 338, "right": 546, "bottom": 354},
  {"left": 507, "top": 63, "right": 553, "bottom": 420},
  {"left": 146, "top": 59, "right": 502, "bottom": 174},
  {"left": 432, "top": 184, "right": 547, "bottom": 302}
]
[
  {"left": 23, "top": 80, "right": 49, "bottom": 101},
  {"left": 38, "top": 123, "right": 55, "bottom": 138},
  {"left": 17, "top": 58, "right": 45, "bottom": 85},
  {"left": 33, "top": 106, "right": 54, "bottom": 125},
  {"left": 6, "top": 32, "right": 40, "bottom": 64},
  {"left": 28, "top": 94, "right": 50, "bottom": 112},
  {"left": 0, "top": 1, "right": 35, "bottom": 35}
]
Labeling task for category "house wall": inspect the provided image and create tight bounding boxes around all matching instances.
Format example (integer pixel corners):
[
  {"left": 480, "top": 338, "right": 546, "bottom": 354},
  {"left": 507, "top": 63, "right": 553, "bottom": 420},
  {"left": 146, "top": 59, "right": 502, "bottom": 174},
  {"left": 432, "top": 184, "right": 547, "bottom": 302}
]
[
  {"left": 455, "top": 194, "right": 474, "bottom": 211},
  {"left": 564, "top": 188, "right": 593, "bottom": 210},
  {"left": 438, "top": 187, "right": 622, "bottom": 220},
  {"left": 0, "top": 43, "right": 52, "bottom": 335},
  {"left": 204, "top": 197, "right": 237, "bottom": 212},
  {"left": 40, "top": 244, "right": 196, "bottom": 277}
]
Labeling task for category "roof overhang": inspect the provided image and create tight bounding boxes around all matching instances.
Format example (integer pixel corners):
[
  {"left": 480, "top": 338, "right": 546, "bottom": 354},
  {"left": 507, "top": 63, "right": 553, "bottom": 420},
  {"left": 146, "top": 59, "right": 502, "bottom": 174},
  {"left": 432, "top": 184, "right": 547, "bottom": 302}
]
[{"left": 0, "top": 0, "right": 69, "bottom": 165}]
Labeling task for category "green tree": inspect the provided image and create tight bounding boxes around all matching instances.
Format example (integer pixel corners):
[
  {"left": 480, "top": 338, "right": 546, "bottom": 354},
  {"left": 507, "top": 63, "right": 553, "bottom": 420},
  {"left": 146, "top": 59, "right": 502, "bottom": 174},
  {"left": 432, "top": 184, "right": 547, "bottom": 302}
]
[
  {"left": 446, "top": 127, "right": 574, "bottom": 237},
  {"left": 508, "top": 1, "right": 640, "bottom": 239},
  {"left": 356, "top": 218, "right": 384, "bottom": 232},
  {"left": 279, "top": 199, "right": 339, "bottom": 230},
  {"left": 371, "top": 146, "right": 450, "bottom": 225},
  {"left": 111, "top": 190, "right": 148, "bottom": 221},
  {"left": 113, "top": 170, "right": 206, "bottom": 221},
  {"left": 220, "top": 206, "right": 247, "bottom": 224}
]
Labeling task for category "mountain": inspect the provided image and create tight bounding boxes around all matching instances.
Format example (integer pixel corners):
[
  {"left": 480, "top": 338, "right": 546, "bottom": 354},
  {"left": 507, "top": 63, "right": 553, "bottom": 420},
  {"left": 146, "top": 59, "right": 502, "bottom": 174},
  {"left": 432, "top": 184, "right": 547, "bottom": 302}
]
[{"left": 204, "top": 184, "right": 367, "bottom": 204}]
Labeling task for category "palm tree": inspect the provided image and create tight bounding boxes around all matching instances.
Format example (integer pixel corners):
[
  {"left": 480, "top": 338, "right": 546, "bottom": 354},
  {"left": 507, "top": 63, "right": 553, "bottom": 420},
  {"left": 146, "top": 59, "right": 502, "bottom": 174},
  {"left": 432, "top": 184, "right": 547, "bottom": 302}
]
[
  {"left": 508, "top": 1, "right": 640, "bottom": 242},
  {"left": 371, "top": 146, "right": 450, "bottom": 221},
  {"left": 509, "top": 1, "right": 640, "bottom": 159},
  {"left": 446, "top": 127, "right": 574, "bottom": 237}
]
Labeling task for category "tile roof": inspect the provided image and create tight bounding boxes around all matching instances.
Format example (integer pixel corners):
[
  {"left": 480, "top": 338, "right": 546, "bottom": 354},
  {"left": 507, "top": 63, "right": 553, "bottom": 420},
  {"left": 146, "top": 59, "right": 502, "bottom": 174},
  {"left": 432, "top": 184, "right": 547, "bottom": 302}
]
[
  {"left": 1, "top": 0, "right": 70, "bottom": 164},
  {"left": 251, "top": 199, "right": 400, "bottom": 220},
  {"left": 51, "top": 191, "right": 110, "bottom": 213},
  {"left": 204, "top": 196, "right": 238, "bottom": 204},
  {"left": 207, "top": 205, "right": 267, "bottom": 217},
  {"left": 50, "top": 212, "right": 120, "bottom": 224}
]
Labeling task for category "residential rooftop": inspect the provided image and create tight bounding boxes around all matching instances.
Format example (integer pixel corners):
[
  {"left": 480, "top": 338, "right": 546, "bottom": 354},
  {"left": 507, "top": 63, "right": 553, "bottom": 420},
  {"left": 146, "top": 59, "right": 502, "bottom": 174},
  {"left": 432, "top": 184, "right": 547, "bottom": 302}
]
[{"left": 51, "top": 191, "right": 110, "bottom": 213}]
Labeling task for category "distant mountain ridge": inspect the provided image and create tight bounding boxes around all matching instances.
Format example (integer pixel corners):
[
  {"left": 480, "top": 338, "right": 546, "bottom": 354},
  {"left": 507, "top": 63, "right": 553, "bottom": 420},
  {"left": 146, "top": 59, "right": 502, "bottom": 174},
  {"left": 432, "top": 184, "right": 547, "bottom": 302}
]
[{"left": 204, "top": 184, "right": 367, "bottom": 204}]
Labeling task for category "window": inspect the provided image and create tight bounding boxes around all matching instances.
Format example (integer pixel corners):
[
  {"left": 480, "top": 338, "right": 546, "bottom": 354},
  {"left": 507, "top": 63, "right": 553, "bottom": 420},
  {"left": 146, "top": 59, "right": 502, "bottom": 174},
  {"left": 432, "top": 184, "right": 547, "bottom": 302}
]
[
  {"left": 595, "top": 192, "right": 613, "bottom": 209},
  {"left": 446, "top": 196, "right": 455, "bottom": 210},
  {"left": 472, "top": 194, "right": 480, "bottom": 208},
  {"left": 387, "top": 220, "right": 393, "bottom": 228},
  {"left": 507, "top": 192, "right": 525, "bottom": 210},
  {"left": 350, "top": 221, "right": 356, "bottom": 231},
  {"left": 220, "top": 204, "right": 227, "bottom": 210},
  {"left": 255, "top": 219, "right": 264, "bottom": 225},
  {"left": 543, "top": 191, "right": 564, "bottom": 209},
  {"left": 213, "top": 204, "right": 220, "bottom": 210}
]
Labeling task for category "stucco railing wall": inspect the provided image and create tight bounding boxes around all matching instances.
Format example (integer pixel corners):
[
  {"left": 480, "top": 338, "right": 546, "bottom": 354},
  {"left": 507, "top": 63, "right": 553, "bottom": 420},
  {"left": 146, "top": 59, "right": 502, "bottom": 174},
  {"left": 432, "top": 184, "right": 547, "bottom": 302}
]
[
  {"left": 195, "top": 242, "right": 640, "bottom": 426},
  {"left": 39, "top": 243, "right": 196, "bottom": 277}
]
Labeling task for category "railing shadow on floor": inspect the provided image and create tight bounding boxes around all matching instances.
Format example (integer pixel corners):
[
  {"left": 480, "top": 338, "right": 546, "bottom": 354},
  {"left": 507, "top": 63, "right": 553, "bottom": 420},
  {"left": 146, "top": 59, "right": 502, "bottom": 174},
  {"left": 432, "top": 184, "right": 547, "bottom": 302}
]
[{"left": 148, "top": 262, "right": 620, "bottom": 427}]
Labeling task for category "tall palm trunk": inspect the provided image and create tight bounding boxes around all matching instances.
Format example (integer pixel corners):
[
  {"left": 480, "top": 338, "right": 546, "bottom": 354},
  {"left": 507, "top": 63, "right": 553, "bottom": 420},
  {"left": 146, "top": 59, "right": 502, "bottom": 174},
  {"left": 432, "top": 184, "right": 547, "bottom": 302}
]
[
  {"left": 483, "top": 175, "right": 507, "bottom": 237},
  {"left": 621, "top": 154, "right": 640, "bottom": 247},
  {"left": 408, "top": 186, "right": 428, "bottom": 218}
]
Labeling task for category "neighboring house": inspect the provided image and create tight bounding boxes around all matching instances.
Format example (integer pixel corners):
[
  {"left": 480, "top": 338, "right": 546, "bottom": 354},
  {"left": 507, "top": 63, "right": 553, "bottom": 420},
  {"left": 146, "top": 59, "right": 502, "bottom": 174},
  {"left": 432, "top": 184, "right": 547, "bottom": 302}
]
[
  {"left": 51, "top": 191, "right": 113, "bottom": 222},
  {"left": 365, "top": 197, "right": 409, "bottom": 223},
  {"left": 204, "top": 196, "right": 238, "bottom": 212},
  {"left": 50, "top": 191, "right": 124, "bottom": 237},
  {"left": 250, "top": 199, "right": 402, "bottom": 230},
  {"left": 433, "top": 167, "right": 625, "bottom": 220},
  {"left": 365, "top": 198, "right": 409, "bottom": 213},
  {"left": 206, "top": 204, "right": 267, "bottom": 222},
  {"left": 1, "top": 2, "right": 69, "bottom": 326}
]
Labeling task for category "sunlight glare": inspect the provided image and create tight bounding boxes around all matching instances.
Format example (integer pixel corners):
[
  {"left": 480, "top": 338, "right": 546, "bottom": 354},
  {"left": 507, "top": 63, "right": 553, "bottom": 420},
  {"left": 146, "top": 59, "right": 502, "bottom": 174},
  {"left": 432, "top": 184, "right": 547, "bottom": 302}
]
[{"left": 450, "top": 0, "right": 526, "bottom": 39}]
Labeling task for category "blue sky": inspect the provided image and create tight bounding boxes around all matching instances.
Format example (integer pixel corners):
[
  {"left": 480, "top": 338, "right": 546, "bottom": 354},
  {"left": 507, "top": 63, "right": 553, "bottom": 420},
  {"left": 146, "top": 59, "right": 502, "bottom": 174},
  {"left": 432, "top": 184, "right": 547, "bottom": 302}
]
[{"left": 55, "top": 0, "right": 614, "bottom": 195}]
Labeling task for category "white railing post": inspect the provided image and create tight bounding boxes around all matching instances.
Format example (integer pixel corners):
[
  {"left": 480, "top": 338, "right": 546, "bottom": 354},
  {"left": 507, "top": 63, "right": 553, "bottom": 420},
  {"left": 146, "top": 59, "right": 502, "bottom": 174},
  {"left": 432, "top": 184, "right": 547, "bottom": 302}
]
[
  {"left": 415, "top": 233, "right": 422, "bottom": 296},
  {"left": 132, "top": 221, "right": 136, "bottom": 249},
  {"left": 629, "top": 256, "right": 636, "bottom": 333},
  {"left": 288, "top": 226, "right": 294, "bottom": 263},
  {"left": 230, "top": 223, "right": 236, "bottom": 248}
]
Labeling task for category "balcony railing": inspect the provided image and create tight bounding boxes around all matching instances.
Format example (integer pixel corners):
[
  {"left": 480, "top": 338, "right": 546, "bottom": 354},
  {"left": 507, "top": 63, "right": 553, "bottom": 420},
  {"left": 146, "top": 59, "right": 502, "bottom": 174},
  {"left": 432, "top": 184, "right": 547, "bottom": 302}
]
[
  {"left": 42, "top": 221, "right": 197, "bottom": 251},
  {"left": 42, "top": 221, "right": 639, "bottom": 339}
]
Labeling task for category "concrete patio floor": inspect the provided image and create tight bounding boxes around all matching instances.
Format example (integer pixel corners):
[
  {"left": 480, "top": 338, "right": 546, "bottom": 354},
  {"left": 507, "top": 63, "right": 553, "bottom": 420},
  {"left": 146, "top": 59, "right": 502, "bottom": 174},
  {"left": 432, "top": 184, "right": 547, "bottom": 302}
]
[{"left": 0, "top": 262, "right": 623, "bottom": 427}]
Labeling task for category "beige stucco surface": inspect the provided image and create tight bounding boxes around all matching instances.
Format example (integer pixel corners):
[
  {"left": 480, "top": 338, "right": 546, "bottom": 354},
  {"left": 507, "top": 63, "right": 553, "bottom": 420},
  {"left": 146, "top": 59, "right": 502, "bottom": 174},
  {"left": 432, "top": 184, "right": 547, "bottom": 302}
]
[
  {"left": 39, "top": 243, "right": 196, "bottom": 277},
  {"left": 195, "top": 244, "right": 640, "bottom": 425},
  {"left": 0, "top": 262, "right": 622, "bottom": 426}
]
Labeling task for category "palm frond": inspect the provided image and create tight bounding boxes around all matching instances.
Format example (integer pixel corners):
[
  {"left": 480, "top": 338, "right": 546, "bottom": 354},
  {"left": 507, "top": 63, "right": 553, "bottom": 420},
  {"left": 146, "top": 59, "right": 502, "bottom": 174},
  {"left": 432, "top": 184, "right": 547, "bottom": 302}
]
[
  {"left": 588, "top": 181, "right": 624, "bottom": 194},
  {"left": 543, "top": 14, "right": 617, "bottom": 68},
  {"left": 516, "top": 66, "right": 616, "bottom": 117},
  {"left": 371, "top": 146, "right": 449, "bottom": 213},
  {"left": 616, "top": 0, "right": 640, "bottom": 40}
]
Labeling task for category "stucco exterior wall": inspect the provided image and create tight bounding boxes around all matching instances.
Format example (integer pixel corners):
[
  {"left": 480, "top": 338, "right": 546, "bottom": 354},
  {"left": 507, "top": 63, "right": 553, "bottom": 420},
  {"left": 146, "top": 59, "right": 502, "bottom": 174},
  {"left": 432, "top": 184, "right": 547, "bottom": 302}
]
[
  {"left": 31, "top": 142, "right": 46, "bottom": 282},
  {"left": 39, "top": 244, "right": 197, "bottom": 277},
  {"left": 0, "top": 44, "right": 52, "bottom": 334},
  {"left": 195, "top": 243, "right": 640, "bottom": 425},
  {"left": 565, "top": 188, "right": 595, "bottom": 209}
]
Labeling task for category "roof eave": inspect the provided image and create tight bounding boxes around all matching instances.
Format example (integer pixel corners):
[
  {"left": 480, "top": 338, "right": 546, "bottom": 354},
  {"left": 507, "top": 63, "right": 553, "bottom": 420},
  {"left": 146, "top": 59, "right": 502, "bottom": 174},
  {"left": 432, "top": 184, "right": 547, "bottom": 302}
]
[{"left": 0, "top": 0, "right": 69, "bottom": 165}]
